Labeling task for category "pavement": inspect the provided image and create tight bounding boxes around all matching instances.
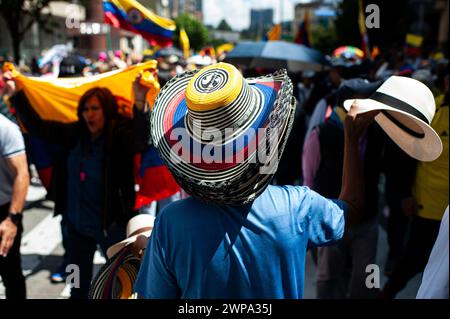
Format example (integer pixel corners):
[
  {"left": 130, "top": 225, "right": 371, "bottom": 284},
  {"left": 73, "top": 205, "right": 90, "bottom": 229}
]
[{"left": 0, "top": 184, "right": 422, "bottom": 299}]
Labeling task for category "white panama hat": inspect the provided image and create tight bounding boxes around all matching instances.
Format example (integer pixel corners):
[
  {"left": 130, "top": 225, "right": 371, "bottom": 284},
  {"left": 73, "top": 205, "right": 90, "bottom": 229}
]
[
  {"left": 106, "top": 214, "right": 155, "bottom": 259},
  {"left": 344, "top": 75, "right": 442, "bottom": 162}
]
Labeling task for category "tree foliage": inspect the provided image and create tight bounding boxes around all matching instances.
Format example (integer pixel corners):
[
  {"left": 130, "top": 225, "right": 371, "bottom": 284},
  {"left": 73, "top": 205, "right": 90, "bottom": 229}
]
[
  {"left": 173, "top": 13, "right": 209, "bottom": 52},
  {"left": 334, "top": 0, "right": 415, "bottom": 51},
  {"left": 334, "top": 0, "right": 362, "bottom": 48},
  {"left": 0, "top": 0, "right": 89, "bottom": 62},
  {"left": 216, "top": 19, "right": 232, "bottom": 31},
  {"left": 311, "top": 23, "right": 338, "bottom": 55}
]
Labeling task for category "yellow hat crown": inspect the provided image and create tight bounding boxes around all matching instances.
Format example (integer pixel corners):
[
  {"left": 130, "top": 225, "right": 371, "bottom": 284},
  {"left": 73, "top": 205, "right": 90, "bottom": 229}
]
[{"left": 185, "top": 63, "right": 244, "bottom": 112}]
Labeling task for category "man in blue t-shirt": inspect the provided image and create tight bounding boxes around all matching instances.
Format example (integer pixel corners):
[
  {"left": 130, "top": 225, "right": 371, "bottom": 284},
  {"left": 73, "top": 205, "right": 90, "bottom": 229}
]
[{"left": 132, "top": 64, "right": 376, "bottom": 299}]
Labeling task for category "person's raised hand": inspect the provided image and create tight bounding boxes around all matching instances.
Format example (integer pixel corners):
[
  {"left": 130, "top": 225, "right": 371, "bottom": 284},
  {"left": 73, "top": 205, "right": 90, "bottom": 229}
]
[
  {"left": 133, "top": 72, "right": 150, "bottom": 112},
  {"left": 131, "top": 234, "right": 149, "bottom": 260},
  {"left": 2, "top": 71, "right": 16, "bottom": 96},
  {"left": 0, "top": 218, "right": 17, "bottom": 257},
  {"left": 344, "top": 100, "right": 380, "bottom": 142}
]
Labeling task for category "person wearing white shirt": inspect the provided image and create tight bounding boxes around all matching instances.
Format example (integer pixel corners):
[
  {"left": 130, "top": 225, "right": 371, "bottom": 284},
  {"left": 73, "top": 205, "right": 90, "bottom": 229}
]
[{"left": 416, "top": 206, "right": 449, "bottom": 299}]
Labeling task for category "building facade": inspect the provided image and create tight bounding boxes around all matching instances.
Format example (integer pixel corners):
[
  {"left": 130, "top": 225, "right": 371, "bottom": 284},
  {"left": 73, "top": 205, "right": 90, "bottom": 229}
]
[
  {"left": 249, "top": 8, "right": 274, "bottom": 39},
  {"left": 169, "top": 0, "right": 203, "bottom": 21}
]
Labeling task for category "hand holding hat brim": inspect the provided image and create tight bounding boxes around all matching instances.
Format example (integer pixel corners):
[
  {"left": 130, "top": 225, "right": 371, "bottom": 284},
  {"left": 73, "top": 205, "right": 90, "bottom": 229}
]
[
  {"left": 343, "top": 97, "right": 442, "bottom": 162},
  {"left": 344, "top": 101, "right": 380, "bottom": 141}
]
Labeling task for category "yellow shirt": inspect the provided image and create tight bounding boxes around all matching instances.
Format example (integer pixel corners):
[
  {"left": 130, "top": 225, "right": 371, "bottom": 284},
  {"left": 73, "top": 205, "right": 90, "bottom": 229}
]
[{"left": 413, "top": 95, "right": 449, "bottom": 220}]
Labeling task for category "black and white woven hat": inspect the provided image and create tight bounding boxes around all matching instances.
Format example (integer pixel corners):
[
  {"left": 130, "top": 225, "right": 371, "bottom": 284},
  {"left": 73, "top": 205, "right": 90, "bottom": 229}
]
[
  {"left": 88, "top": 245, "right": 140, "bottom": 299},
  {"left": 151, "top": 62, "right": 295, "bottom": 205}
]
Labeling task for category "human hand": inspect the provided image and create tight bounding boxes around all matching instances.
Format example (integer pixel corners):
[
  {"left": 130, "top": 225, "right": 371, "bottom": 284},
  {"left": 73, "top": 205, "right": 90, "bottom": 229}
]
[
  {"left": 0, "top": 218, "right": 18, "bottom": 257},
  {"left": 344, "top": 101, "right": 380, "bottom": 143},
  {"left": 133, "top": 72, "right": 150, "bottom": 111},
  {"left": 2, "top": 71, "right": 16, "bottom": 96},
  {"left": 131, "top": 234, "right": 149, "bottom": 260}
]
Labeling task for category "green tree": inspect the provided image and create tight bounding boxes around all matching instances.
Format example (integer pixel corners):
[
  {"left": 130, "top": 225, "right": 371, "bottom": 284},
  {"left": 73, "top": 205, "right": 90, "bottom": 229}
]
[
  {"left": 0, "top": 0, "right": 88, "bottom": 63},
  {"left": 311, "top": 23, "right": 338, "bottom": 55},
  {"left": 334, "top": 0, "right": 414, "bottom": 52},
  {"left": 173, "top": 13, "right": 209, "bottom": 52},
  {"left": 216, "top": 19, "right": 232, "bottom": 31},
  {"left": 334, "top": 0, "right": 361, "bottom": 48}
]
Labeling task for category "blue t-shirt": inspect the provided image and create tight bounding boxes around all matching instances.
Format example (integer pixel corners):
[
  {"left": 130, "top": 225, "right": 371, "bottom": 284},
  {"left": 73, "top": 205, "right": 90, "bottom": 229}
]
[{"left": 134, "top": 185, "right": 347, "bottom": 299}]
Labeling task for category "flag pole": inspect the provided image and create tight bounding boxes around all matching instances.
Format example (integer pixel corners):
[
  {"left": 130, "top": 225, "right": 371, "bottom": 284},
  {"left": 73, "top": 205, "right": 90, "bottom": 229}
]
[{"left": 280, "top": 0, "right": 283, "bottom": 36}]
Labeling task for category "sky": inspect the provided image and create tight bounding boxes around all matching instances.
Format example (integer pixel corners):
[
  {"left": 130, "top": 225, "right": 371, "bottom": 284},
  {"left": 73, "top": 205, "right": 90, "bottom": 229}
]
[{"left": 203, "top": 0, "right": 311, "bottom": 31}]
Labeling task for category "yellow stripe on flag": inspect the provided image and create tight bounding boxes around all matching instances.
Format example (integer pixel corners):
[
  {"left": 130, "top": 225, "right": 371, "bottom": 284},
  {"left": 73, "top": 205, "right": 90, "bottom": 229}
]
[
  {"left": 267, "top": 23, "right": 282, "bottom": 41},
  {"left": 110, "top": 0, "right": 175, "bottom": 30},
  {"left": 14, "top": 60, "right": 158, "bottom": 122},
  {"left": 179, "top": 28, "right": 190, "bottom": 59},
  {"left": 406, "top": 34, "right": 423, "bottom": 47}
]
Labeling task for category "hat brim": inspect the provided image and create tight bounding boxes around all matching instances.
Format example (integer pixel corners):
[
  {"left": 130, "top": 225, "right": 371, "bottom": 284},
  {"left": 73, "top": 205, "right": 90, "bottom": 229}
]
[
  {"left": 151, "top": 69, "right": 295, "bottom": 205},
  {"left": 106, "top": 230, "right": 152, "bottom": 259},
  {"left": 89, "top": 245, "right": 140, "bottom": 299},
  {"left": 343, "top": 98, "right": 442, "bottom": 161}
]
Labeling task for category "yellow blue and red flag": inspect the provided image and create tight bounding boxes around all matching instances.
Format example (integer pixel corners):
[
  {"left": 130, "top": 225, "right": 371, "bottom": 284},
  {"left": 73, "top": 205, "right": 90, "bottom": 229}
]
[
  {"left": 103, "top": 0, "right": 176, "bottom": 47},
  {"left": 294, "top": 11, "right": 311, "bottom": 47},
  {"left": 265, "top": 23, "right": 282, "bottom": 41},
  {"left": 358, "top": 0, "right": 370, "bottom": 58},
  {"left": 179, "top": 27, "right": 190, "bottom": 59},
  {"left": 10, "top": 61, "right": 180, "bottom": 208}
]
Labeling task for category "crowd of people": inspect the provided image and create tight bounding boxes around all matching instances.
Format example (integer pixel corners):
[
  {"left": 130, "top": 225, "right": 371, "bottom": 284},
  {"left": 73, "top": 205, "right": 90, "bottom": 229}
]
[{"left": 0, "top": 43, "right": 448, "bottom": 300}]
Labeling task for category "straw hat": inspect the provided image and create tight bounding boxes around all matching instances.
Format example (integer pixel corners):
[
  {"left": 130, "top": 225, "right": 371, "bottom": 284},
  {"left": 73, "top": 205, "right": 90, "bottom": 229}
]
[
  {"left": 344, "top": 75, "right": 442, "bottom": 161},
  {"left": 106, "top": 214, "right": 155, "bottom": 259},
  {"left": 151, "top": 62, "right": 295, "bottom": 205},
  {"left": 89, "top": 245, "right": 140, "bottom": 299},
  {"left": 89, "top": 214, "right": 155, "bottom": 299}
]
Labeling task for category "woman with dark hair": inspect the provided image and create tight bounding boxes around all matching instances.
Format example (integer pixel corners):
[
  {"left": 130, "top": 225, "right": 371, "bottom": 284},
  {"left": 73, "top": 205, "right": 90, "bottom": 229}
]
[{"left": 13, "top": 75, "right": 151, "bottom": 298}]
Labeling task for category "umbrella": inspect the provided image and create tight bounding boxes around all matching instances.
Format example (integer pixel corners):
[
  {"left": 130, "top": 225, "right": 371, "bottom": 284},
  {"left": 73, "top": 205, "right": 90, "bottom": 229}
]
[
  {"left": 154, "top": 46, "right": 183, "bottom": 58},
  {"left": 224, "top": 41, "right": 327, "bottom": 72},
  {"left": 39, "top": 44, "right": 70, "bottom": 67},
  {"left": 58, "top": 54, "right": 88, "bottom": 78},
  {"left": 333, "top": 46, "right": 364, "bottom": 59}
]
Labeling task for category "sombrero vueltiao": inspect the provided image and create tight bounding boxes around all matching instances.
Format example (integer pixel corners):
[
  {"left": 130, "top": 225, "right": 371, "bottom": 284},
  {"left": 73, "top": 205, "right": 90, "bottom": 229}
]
[
  {"left": 151, "top": 62, "right": 295, "bottom": 205},
  {"left": 89, "top": 214, "right": 154, "bottom": 299},
  {"left": 88, "top": 245, "right": 140, "bottom": 299},
  {"left": 343, "top": 75, "right": 442, "bottom": 162}
]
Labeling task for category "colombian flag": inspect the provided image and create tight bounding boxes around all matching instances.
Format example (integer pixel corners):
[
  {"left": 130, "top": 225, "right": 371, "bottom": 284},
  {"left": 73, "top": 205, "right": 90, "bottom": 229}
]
[
  {"left": 103, "top": 0, "right": 175, "bottom": 47},
  {"left": 405, "top": 33, "right": 423, "bottom": 57},
  {"left": 179, "top": 28, "right": 190, "bottom": 59},
  {"left": 265, "top": 23, "right": 282, "bottom": 41},
  {"left": 10, "top": 61, "right": 180, "bottom": 208},
  {"left": 294, "top": 11, "right": 311, "bottom": 47},
  {"left": 358, "top": 0, "right": 370, "bottom": 58}
]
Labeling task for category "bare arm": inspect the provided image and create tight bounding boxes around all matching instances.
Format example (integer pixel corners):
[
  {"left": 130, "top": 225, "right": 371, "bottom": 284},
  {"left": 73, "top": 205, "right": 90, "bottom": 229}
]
[
  {"left": 339, "top": 103, "right": 379, "bottom": 226},
  {"left": 6, "top": 153, "right": 30, "bottom": 213},
  {"left": 0, "top": 153, "right": 29, "bottom": 257}
]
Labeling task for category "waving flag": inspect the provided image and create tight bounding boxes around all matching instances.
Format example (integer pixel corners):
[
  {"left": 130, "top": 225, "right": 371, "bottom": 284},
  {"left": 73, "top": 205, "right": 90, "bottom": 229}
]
[
  {"left": 179, "top": 27, "right": 190, "bottom": 59},
  {"left": 103, "top": 0, "right": 175, "bottom": 47},
  {"left": 294, "top": 11, "right": 311, "bottom": 47},
  {"left": 358, "top": 0, "right": 370, "bottom": 58},
  {"left": 405, "top": 33, "right": 423, "bottom": 57},
  {"left": 265, "top": 23, "right": 282, "bottom": 41},
  {"left": 10, "top": 61, "right": 180, "bottom": 208}
]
